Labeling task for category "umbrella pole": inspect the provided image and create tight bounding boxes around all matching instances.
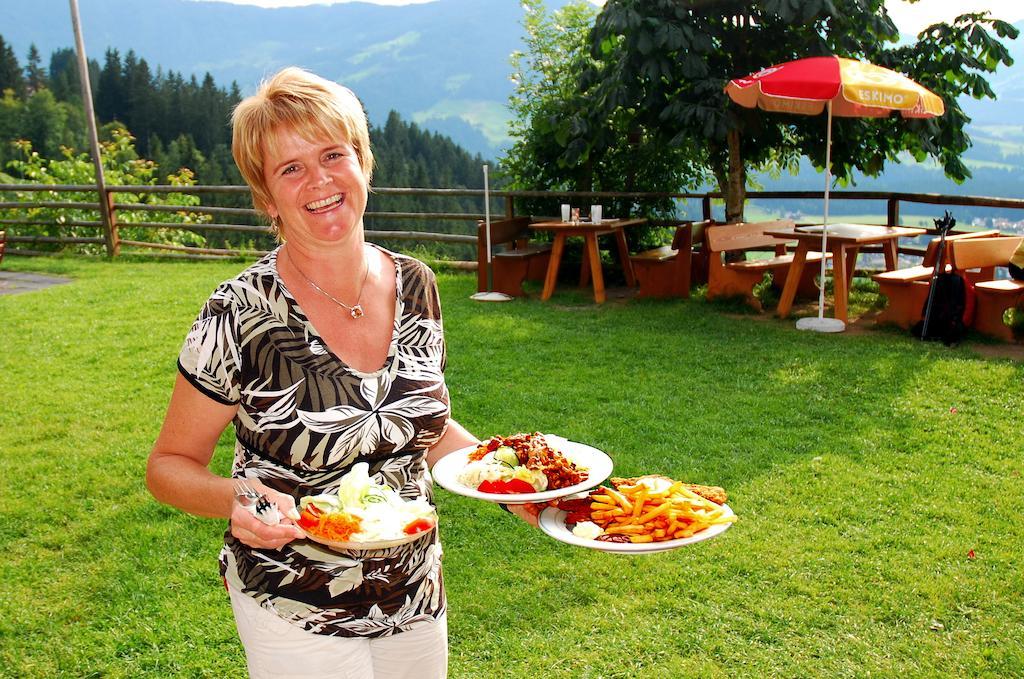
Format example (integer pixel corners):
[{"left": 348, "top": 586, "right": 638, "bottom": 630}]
[
  {"left": 485, "top": 163, "right": 493, "bottom": 290},
  {"left": 797, "top": 101, "right": 845, "bottom": 333},
  {"left": 818, "top": 101, "right": 831, "bottom": 319},
  {"left": 470, "top": 164, "right": 512, "bottom": 302}
]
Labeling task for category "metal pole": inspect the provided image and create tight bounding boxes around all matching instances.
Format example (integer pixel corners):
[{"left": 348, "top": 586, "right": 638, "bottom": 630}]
[
  {"left": 483, "top": 164, "right": 492, "bottom": 291},
  {"left": 796, "top": 100, "right": 845, "bottom": 333},
  {"left": 817, "top": 100, "right": 833, "bottom": 321},
  {"left": 69, "top": 0, "right": 118, "bottom": 257}
]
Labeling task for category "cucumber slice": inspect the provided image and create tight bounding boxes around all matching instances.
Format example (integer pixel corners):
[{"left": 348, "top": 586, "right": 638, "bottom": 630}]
[{"left": 493, "top": 447, "right": 520, "bottom": 467}]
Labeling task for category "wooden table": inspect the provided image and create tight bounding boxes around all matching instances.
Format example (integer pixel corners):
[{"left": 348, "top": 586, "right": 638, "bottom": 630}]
[
  {"left": 529, "top": 218, "right": 646, "bottom": 303},
  {"left": 766, "top": 223, "right": 926, "bottom": 322}
]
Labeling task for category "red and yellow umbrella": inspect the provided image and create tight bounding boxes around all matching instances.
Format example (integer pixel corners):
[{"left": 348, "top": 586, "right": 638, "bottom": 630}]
[
  {"left": 725, "top": 56, "right": 945, "bottom": 332},
  {"left": 726, "top": 56, "right": 944, "bottom": 119}
]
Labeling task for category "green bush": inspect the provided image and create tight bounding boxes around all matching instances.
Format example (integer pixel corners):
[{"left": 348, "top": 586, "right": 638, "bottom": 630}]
[{"left": 1, "top": 127, "right": 209, "bottom": 253}]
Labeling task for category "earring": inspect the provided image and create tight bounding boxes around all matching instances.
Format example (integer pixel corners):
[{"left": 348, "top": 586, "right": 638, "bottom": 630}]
[{"left": 269, "top": 216, "right": 279, "bottom": 234}]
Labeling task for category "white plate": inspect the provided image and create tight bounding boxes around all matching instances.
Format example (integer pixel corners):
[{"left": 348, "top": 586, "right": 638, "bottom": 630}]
[
  {"left": 537, "top": 505, "right": 734, "bottom": 554},
  {"left": 431, "top": 437, "right": 613, "bottom": 504},
  {"left": 303, "top": 526, "right": 432, "bottom": 552}
]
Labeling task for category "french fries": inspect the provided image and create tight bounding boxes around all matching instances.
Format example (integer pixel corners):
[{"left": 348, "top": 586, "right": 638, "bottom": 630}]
[{"left": 586, "top": 477, "right": 736, "bottom": 544}]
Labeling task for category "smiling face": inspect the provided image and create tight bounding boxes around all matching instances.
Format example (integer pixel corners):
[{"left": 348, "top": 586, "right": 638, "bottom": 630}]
[{"left": 261, "top": 125, "right": 369, "bottom": 248}]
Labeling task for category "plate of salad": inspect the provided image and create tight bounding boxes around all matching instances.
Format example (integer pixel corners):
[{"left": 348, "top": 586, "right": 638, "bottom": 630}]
[
  {"left": 297, "top": 463, "right": 437, "bottom": 551},
  {"left": 431, "top": 432, "right": 612, "bottom": 504}
]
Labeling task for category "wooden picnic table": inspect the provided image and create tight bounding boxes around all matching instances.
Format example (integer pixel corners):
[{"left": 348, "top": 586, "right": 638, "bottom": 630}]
[
  {"left": 766, "top": 223, "right": 926, "bottom": 322},
  {"left": 529, "top": 218, "right": 647, "bottom": 304}
]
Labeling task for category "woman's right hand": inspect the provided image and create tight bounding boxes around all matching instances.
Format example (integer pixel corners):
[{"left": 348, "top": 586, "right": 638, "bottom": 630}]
[
  {"left": 230, "top": 482, "right": 306, "bottom": 550},
  {"left": 506, "top": 502, "right": 543, "bottom": 527}
]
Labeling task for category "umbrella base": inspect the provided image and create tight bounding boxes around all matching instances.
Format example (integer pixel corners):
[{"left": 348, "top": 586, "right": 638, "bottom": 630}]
[
  {"left": 796, "top": 316, "right": 846, "bottom": 333},
  {"left": 470, "top": 291, "right": 513, "bottom": 302}
]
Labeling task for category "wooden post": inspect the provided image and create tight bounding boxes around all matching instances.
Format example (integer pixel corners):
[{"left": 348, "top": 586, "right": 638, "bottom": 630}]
[
  {"left": 887, "top": 197, "right": 900, "bottom": 227},
  {"left": 69, "top": 0, "right": 118, "bottom": 257},
  {"left": 505, "top": 194, "right": 514, "bottom": 220},
  {"left": 702, "top": 195, "right": 713, "bottom": 221},
  {"left": 105, "top": 190, "right": 119, "bottom": 253}
]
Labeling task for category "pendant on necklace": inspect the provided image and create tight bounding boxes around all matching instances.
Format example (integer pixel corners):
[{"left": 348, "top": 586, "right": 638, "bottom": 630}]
[{"left": 349, "top": 305, "right": 365, "bottom": 320}]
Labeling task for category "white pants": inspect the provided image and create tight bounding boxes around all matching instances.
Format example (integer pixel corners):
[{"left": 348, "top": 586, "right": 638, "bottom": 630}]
[{"left": 228, "top": 586, "right": 448, "bottom": 679}]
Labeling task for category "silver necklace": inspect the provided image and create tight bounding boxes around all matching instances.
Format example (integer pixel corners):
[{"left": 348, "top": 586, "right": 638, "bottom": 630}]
[{"left": 284, "top": 247, "right": 370, "bottom": 320}]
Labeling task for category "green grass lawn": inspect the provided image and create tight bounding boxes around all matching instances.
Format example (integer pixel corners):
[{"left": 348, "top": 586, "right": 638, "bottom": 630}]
[{"left": 1, "top": 256, "right": 1022, "bottom": 678}]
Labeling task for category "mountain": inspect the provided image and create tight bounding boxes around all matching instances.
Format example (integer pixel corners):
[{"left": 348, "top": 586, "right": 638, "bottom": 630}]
[
  {"left": 960, "top": 20, "right": 1024, "bottom": 127},
  {"left": 0, "top": 0, "right": 527, "bottom": 156},
  {"left": 2, "top": 0, "right": 1022, "bottom": 199}
]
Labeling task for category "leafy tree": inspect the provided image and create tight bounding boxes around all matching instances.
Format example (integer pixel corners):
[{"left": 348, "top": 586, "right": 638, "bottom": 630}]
[
  {"left": 0, "top": 89, "right": 21, "bottom": 163},
  {"left": 0, "top": 64, "right": 86, "bottom": 167},
  {"left": 585, "top": 0, "right": 1019, "bottom": 222},
  {"left": 504, "top": 0, "right": 599, "bottom": 194},
  {"left": 157, "top": 133, "right": 206, "bottom": 178},
  {"left": 1, "top": 127, "right": 210, "bottom": 253},
  {"left": 502, "top": 0, "right": 709, "bottom": 232},
  {"left": 18, "top": 88, "right": 79, "bottom": 158}
]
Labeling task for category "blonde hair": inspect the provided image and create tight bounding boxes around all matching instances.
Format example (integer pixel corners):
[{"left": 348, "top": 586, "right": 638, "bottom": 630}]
[{"left": 231, "top": 67, "right": 374, "bottom": 232}]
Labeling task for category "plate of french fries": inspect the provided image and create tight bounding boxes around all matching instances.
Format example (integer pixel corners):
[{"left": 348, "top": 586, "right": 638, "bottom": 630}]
[{"left": 538, "top": 475, "right": 737, "bottom": 553}]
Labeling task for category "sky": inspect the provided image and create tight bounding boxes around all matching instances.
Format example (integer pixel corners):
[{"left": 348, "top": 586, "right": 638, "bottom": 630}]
[{"left": 193, "top": 0, "right": 1024, "bottom": 34}]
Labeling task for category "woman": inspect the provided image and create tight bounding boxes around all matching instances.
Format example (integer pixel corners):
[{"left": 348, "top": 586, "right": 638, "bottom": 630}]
[
  {"left": 146, "top": 67, "right": 531, "bottom": 678},
  {"left": 1010, "top": 239, "right": 1024, "bottom": 280}
]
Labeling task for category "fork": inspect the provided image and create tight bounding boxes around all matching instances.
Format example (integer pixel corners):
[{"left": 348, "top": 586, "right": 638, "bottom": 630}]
[
  {"left": 233, "top": 478, "right": 281, "bottom": 526},
  {"left": 233, "top": 478, "right": 260, "bottom": 504}
]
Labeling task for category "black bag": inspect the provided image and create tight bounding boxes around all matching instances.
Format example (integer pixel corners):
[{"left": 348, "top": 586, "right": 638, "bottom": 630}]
[{"left": 912, "top": 272, "right": 972, "bottom": 346}]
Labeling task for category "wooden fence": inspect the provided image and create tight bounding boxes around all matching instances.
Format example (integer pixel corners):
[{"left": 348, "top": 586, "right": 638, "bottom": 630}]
[{"left": 3, "top": 182, "right": 1024, "bottom": 266}]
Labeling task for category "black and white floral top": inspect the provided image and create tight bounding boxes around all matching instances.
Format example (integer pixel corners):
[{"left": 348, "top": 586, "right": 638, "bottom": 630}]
[{"left": 177, "top": 245, "right": 450, "bottom": 638}]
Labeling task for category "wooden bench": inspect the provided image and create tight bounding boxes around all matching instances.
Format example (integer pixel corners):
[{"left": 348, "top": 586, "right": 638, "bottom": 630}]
[
  {"left": 628, "top": 220, "right": 715, "bottom": 299},
  {"left": 476, "top": 217, "right": 552, "bottom": 297},
  {"left": 704, "top": 220, "right": 827, "bottom": 311},
  {"left": 872, "top": 230, "right": 1001, "bottom": 329},
  {"left": 947, "top": 235, "right": 1024, "bottom": 341}
]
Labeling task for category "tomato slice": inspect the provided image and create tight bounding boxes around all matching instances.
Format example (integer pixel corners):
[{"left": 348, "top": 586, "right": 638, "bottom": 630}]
[
  {"left": 476, "top": 478, "right": 537, "bottom": 494},
  {"left": 296, "top": 507, "right": 321, "bottom": 530},
  {"left": 502, "top": 478, "right": 537, "bottom": 494},
  {"left": 477, "top": 479, "right": 501, "bottom": 493},
  {"left": 403, "top": 518, "right": 435, "bottom": 535}
]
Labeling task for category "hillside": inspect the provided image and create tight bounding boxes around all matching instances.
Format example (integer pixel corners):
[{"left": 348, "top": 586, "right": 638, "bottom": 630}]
[{"left": 0, "top": 0, "right": 527, "bottom": 156}]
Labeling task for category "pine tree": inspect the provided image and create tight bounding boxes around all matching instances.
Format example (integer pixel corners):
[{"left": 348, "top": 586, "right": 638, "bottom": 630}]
[
  {"left": 122, "top": 51, "right": 156, "bottom": 155},
  {"left": 0, "top": 35, "right": 26, "bottom": 98},
  {"left": 95, "top": 49, "right": 123, "bottom": 123},
  {"left": 48, "top": 48, "right": 81, "bottom": 102},
  {"left": 5, "top": 39, "right": 491, "bottom": 219},
  {"left": 24, "top": 43, "right": 47, "bottom": 94}
]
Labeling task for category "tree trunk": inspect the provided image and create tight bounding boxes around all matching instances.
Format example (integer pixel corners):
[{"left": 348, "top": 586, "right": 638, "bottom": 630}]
[{"left": 725, "top": 127, "right": 745, "bottom": 224}]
